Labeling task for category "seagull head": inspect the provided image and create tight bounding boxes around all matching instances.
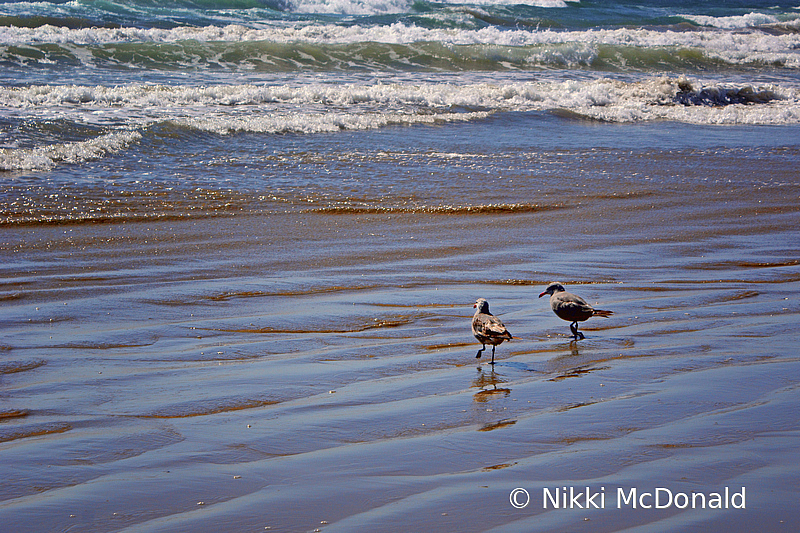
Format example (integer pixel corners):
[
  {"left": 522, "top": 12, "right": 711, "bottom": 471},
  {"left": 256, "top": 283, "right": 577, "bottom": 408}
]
[
  {"left": 474, "top": 298, "right": 490, "bottom": 313},
  {"left": 539, "top": 282, "right": 566, "bottom": 298}
]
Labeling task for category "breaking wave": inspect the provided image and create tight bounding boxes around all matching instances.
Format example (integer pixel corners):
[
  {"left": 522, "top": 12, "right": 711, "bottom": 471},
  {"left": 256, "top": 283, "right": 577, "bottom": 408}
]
[
  {"left": 0, "top": 131, "right": 142, "bottom": 171},
  {"left": 1, "top": 76, "right": 798, "bottom": 171},
  {"left": 1, "top": 21, "right": 799, "bottom": 72}
]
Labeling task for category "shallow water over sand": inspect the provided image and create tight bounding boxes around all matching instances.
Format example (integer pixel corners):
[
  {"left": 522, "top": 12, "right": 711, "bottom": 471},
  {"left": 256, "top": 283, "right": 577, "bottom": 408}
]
[{"left": 1, "top": 115, "right": 799, "bottom": 531}]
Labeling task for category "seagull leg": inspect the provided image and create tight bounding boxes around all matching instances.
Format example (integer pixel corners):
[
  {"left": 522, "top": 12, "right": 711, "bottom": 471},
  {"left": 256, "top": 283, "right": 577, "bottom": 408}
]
[
  {"left": 476, "top": 344, "right": 485, "bottom": 358},
  {"left": 490, "top": 345, "right": 496, "bottom": 365},
  {"left": 570, "top": 321, "right": 585, "bottom": 340}
]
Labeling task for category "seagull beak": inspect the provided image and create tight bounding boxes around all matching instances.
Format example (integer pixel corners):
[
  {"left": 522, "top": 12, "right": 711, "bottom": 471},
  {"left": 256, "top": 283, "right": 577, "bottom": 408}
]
[
  {"left": 538, "top": 291, "right": 546, "bottom": 298},
  {"left": 473, "top": 303, "right": 477, "bottom": 308}
]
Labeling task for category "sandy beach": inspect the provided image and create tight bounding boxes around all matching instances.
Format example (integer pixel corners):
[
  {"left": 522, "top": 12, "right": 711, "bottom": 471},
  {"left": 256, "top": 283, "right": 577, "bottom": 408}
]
[{"left": 2, "top": 124, "right": 799, "bottom": 530}]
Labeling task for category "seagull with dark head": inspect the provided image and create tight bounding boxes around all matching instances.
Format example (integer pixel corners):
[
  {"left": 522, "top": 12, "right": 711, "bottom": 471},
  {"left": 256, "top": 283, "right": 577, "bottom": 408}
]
[
  {"left": 539, "top": 282, "right": 613, "bottom": 340},
  {"left": 472, "top": 298, "right": 513, "bottom": 364}
]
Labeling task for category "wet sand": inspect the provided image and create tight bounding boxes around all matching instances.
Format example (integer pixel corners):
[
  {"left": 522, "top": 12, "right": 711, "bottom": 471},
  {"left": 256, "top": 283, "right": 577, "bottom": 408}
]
[
  {"left": 2, "top": 168, "right": 800, "bottom": 532},
  {"left": 1, "top": 116, "right": 799, "bottom": 532}
]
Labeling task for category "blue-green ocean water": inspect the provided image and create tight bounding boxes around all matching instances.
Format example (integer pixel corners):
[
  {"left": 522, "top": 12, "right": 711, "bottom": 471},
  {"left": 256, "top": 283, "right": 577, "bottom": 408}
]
[{"left": 1, "top": 0, "right": 799, "bottom": 216}]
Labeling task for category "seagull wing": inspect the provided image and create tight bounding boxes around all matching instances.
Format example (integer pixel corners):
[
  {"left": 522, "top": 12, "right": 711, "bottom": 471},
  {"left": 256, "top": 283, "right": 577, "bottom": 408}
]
[
  {"left": 473, "top": 313, "right": 511, "bottom": 339},
  {"left": 552, "top": 292, "right": 595, "bottom": 322}
]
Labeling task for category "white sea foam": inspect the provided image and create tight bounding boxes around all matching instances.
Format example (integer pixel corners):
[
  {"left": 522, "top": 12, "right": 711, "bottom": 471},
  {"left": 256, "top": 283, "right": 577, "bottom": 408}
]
[
  {"left": 2, "top": 77, "right": 799, "bottom": 124},
  {"left": 286, "top": 0, "right": 412, "bottom": 15},
  {"left": 0, "top": 20, "right": 780, "bottom": 49},
  {"left": 0, "top": 131, "right": 141, "bottom": 171},
  {"left": 1, "top": 77, "right": 798, "bottom": 171},
  {"left": 178, "top": 110, "right": 492, "bottom": 135},
  {"left": 2, "top": 22, "right": 798, "bottom": 69},
  {"left": 680, "top": 12, "right": 782, "bottom": 29},
  {"left": 0, "top": 0, "right": 573, "bottom": 18},
  {"left": 2, "top": 78, "right": 798, "bottom": 116},
  {"left": 286, "top": 0, "right": 573, "bottom": 14}
]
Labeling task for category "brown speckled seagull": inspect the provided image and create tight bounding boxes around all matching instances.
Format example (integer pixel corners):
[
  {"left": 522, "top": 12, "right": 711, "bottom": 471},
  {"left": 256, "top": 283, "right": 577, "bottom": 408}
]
[
  {"left": 472, "top": 298, "right": 512, "bottom": 364},
  {"left": 539, "top": 282, "right": 613, "bottom": 340}
]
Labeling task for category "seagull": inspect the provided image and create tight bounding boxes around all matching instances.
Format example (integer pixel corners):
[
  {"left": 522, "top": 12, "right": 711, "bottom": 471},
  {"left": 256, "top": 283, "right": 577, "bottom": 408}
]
[
  {"left": 539, "top": 282, "right": 613, "bottom": 340},
  {"left": 472, "top": 298, "right": 513, "bottom": 364}
]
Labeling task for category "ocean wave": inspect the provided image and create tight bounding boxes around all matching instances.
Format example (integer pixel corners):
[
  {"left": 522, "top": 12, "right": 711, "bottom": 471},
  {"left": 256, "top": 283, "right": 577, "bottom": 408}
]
[
  {"left": 567, "top": 99, "right": 800, "bottom": 125},
  {"left": 2, "top": 78, "right": 796, "bottom": 112},
  {"left": 1, "top": 77, "right": 798, "bottom": 172},
  {"left": 286, "top": 0, "right": 412, "bottom": 15},
  {"left": 0, "top": 131, "right": 142, "bottom": 171},
  {"left": 286, "top": 0, "right": 573, "bottom": 15},
  {"left": 176, "top": 110, "right": 492, "bottom": 134},
  {"left": 0, "top": 0, "right": 574, "bottom": 19},
  {"left": 1, "top": 77, "right": 799, "bottom": 171},
  {"left": 0, "top": 20, "right": 796, "bottom": 49},
  {"left": 1, "top": 23, "right": 798, "bottom": 73},
  {"left": 680, "top": 12, "right": 783, "bottom": 29}
]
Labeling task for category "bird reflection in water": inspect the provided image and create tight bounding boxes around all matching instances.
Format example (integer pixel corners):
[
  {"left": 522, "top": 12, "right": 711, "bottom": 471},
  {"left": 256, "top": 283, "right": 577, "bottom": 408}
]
[
  {"left": 472, "top": 367, "right": 512, "bottom": 402},
  {"left": 471, "top": 368, "right": 518, "bottom": 432},
  {"left": 566, "top": 340, "right": 581, "bottom": 356}
]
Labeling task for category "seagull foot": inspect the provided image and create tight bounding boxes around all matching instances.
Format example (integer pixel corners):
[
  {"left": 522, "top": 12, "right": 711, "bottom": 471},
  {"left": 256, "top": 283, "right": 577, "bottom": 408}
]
[{"left": 570, "top": 322, "right": 584, "bottom": 340}]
